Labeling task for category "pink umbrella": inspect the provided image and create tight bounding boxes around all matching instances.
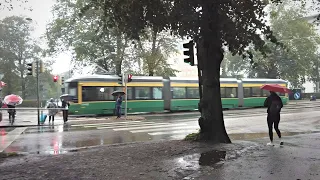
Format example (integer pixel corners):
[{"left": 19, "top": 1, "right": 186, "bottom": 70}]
[
  {"left": 0, "top": 81, "right": 6, "bottom": 88},
  {"left": 3, "top": 94, "right": 23, "bottom": 106}
]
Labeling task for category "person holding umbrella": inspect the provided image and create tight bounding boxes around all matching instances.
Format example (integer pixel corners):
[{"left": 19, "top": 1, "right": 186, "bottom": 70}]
[
  {"left": 61, "top": 99, "right": 70, "bottom": 123},
  {"left": 112, "top": 90, "right": 125, "bottom": 119},
  {"left": 3, "top": 94, "right": 23, "bottom": 123},
  {"left": 115, "top": 94, "right": 123, "bottom": 118},
  {"left": 261, "top": 84, "right": 290, "bottom": 146}
]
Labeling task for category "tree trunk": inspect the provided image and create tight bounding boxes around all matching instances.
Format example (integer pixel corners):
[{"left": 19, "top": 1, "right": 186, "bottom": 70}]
[
  {"left": 115, "top": 34, "right": 122, "bottom": 75},
  {"left": 148, "top": 69, "right": 154, "bottom": 76},
  {"left": 197, "top": 3, "right": 231, "bottom": 143}
]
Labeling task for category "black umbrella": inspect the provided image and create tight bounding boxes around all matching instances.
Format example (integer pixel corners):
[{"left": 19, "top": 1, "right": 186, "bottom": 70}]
[
  {"left": 60, "top": 94, "right": 76, "bottom": 101},
  {"left": 111, "top": 90, "right": 125, "bottom": 96}
]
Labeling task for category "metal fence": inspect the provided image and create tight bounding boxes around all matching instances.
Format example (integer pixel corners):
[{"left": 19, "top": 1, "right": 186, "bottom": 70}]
[{"left": 0, "top": 107, "right": 67, "bottom": 126}]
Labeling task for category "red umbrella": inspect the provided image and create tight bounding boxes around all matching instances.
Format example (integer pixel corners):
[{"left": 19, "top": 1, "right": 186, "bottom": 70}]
[
  {"left": 3, "top": 94, "right": 23, "bottom": 106},
  {"left": 260, "top": 84, "right": 291, "bottom": 93}
]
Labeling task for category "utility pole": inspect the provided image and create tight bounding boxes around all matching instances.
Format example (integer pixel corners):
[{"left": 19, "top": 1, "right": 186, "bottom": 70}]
[
  {"left": 36, "top": 60, "right": 40, "bottom": 126},
  {"left": 125, "top": 74, "right": 128, "bottom": 119}
]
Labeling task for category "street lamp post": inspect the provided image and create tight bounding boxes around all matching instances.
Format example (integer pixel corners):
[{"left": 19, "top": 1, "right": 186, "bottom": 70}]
[{"left": 25, "top": 17, "right": 41, "bottom": 125}]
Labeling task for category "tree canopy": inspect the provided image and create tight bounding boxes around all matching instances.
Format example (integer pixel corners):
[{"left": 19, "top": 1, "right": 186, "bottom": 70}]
[
  {"left": 46, "top": 0, "right": 178, "bottom": 76},
  {"left": 0, "top": 16, "right": 60, "bottom": 100},
  {"left": 223, "top": 1, "right": 320, "bottom": 88}
]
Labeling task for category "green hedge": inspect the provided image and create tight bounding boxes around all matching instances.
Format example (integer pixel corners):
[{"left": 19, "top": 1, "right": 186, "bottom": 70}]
[{"left": 20, "top": 100, "right": 48, "bottom": 107}]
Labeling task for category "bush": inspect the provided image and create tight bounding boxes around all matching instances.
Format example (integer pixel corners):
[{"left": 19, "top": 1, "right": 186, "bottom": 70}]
[{"left": 184, "top": 130, "right": 201, "bottom": 141}]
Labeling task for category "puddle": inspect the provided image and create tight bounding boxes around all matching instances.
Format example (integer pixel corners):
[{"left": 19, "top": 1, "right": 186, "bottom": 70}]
[
  {"left": 175, "top": 150, "right": 227, "bottom": 171},
  {"left": 199, "top": 150, "right": 226, "bottom": 166}
]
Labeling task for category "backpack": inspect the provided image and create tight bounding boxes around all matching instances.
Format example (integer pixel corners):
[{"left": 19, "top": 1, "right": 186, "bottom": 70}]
[{"left": 269, "top": 100, "right": 281, "bottom": 114}]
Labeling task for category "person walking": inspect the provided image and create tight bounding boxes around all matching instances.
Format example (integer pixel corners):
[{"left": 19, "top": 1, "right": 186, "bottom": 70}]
[
  {"left": 47, "top": 98, "right": 57, "bottom": 123},
  {"left": 61, "top": 99, "right": 70, "bottom": 123},
  {"left": 115, "top": 94, "right": 123, "bottom": 118},
  {"left": 264, "top": 91, "right": 284, "bottom": 146}
]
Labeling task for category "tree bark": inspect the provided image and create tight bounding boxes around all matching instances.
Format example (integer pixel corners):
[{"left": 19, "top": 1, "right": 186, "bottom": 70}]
[
  {"left": 115, "top": 33, "right": 122, "bottom": 75},
  {"left": 197, "top": 3, "right": 231, "bottom": 143}
]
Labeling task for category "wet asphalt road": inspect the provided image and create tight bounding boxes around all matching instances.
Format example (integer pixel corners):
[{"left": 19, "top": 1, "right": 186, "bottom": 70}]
[{"left": 1, "top": 100, "right": 320, "bottom": 154}]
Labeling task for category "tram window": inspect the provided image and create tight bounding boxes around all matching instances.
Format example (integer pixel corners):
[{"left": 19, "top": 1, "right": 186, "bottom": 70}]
[
  {"left": 252, "top": 87, "right": 262, "bottom": 97},
  {"left": 153, "top": 87, "right": 162, "bottom": 99},
  {"left": 115, "top": 87, "right": 133, "bottom": 100},
  {"left": 244, "top": 88, "right": 251, "bottom": 97},
  {"left": 226, "top": 88, "right": 237, "bottom": 98},
  {"left": 172, "top": 87, "right": 186, "bottom": 99},
  {"left": 82, "top": 86, "right": 114, "bottom": 102},
  {"left": 135, "top": 87, "right": 151, "bottom": 99},
  {"left": 187, "top": 88, "right": 199, "bottom": 99},
  {"left": 69, "top": 88, "right": 77, "bottom": 96},
  {"left": 262, "top": 89, "right": 269, "bottom": 97},
  {"left": 220, "top": 88, "right": 226, "bottom": 98}
]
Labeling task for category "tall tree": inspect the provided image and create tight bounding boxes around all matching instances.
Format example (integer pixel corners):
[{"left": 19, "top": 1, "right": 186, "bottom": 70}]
[
  {"left": 80, "top": 0, "right": 285, "bottom": 143},
  {"left": 222, "top": 1, "right": 320, "bottom": 88},
  {"left": 0, "top": 16, "right": 43, "bottom": 98},
  {"left": 134, "top": 28, "right": 179, "bottom": 76},
  {"left": 248, "top": 1, "right": 320, "bottom": 87},
  {"left": 46, "top": 0, "right": 131, "bottom": 75}
]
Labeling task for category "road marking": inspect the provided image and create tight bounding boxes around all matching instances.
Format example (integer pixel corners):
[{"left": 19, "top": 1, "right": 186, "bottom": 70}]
[
  {"left": 83, "top": 122, "right": 169, "bottom": 129},
  {"left": 131, "top": 126, "right": 198, "bottom": 133},
  {"left": 71, "top": 121, "right": 142, "bottom": 127},
  {"left": 148, "top": 129, "right": 198, "bottom": 136},
  {"left": 0, "top": 127, "right": 27, "bottom": 152},
  {"left": 109, "top": 123, "right": 188, "bottom": 131}
]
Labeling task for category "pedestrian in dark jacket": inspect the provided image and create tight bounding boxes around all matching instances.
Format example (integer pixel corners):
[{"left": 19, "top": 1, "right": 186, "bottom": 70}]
[
  {"left": 116, "top": 95, "right": 123, "bottom": 118},
  {"left": 264, "top": 91, "right": 284, "bottom": 146},
  {"left": 61, "top": 99, "right": 70, "bottom": 123}
]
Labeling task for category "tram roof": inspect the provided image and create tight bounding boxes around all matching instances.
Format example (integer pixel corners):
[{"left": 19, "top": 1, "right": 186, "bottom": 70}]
[
  {"left": 169, "top": 77, "right": 239, "bottom": 83},
  {"left": 65, "top": 75, "right": 163, "bottom": 83},
  {"left": 241, "top": 78, "right": 288, "bottom": 84}
]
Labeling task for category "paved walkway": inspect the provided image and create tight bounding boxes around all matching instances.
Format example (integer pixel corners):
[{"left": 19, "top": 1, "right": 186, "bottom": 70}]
[{"left": 0, "top": 132, "right": 319, "bottom": 180}]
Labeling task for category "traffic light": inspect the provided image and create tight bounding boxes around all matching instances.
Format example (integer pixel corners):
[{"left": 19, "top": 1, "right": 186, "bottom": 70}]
[
  {"left": 61, "top": 76, "right": 65, "bottom": 85},
  {"left": 118, "top": 74, "right": 124, "bottom": 85},
  {"left": 128, "top": 74, "right": 132, "bottom": 83},
  {"left": 183, "top": 40, "right": 195, "bottom": 66},
  {"left": 53, "top": 75, "right": 58, "bottom": 82},
  {"left": 26, "top": 62, "right": 35, "bottom": 76}
]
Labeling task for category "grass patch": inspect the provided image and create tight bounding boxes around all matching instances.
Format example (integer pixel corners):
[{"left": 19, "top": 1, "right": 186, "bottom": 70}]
[{"left": 184, "top": 130, "right": 201, "bottom": 141}]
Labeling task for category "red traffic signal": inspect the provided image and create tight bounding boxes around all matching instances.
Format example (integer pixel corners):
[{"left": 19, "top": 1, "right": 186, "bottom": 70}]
[
  {"left": 128, "top": 74, "right": 133, "bottom": 82},
  {"left": 53, "top": 75, "right": 58, "bottom": 82}
]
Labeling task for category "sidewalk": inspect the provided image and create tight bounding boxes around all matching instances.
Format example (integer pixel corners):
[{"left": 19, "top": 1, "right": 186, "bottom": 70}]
[{"left": 0, "top": 132, "right": 319, "bottom": 180}]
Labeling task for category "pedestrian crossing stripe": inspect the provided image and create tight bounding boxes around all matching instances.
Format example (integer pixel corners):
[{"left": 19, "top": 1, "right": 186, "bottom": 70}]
[
  {"left": 71, "top": 121, "right": 143, "bottom": 127},
  {"left": 148, "top": 129, "right": 198, "bottom": 136},
  {"left": 83, "top": 122, "right": 171, "bottom": 129},
  {"left": 131, "top": 126, "right": 198, "bottom": 133},
  {"left": 104, "top": 123, "right": 188, "bottom": 131}
]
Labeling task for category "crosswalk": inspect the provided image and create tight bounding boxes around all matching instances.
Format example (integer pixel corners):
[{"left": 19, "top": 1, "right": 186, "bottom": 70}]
[{"left": 71, "top": 119, "right": 200, "bottom": 139}]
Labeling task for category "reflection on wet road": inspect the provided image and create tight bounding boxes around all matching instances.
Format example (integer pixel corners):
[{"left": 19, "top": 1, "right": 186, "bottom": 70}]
[{"left": 1, "top": 102, "right": 320, "bottom": 154}]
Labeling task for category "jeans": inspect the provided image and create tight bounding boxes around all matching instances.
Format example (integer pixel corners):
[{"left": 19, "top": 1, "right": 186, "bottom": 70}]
[{"left": 116, "top": 106, "right": 121, "bottom": 118}]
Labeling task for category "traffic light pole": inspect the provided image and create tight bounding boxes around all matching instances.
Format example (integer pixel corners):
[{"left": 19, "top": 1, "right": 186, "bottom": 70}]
[
  {"left": 124, "top": 74, "right": 128, "bottom": 119},
  {"left": 36, "top": 60, "right": 40, "bottom": 126}
]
